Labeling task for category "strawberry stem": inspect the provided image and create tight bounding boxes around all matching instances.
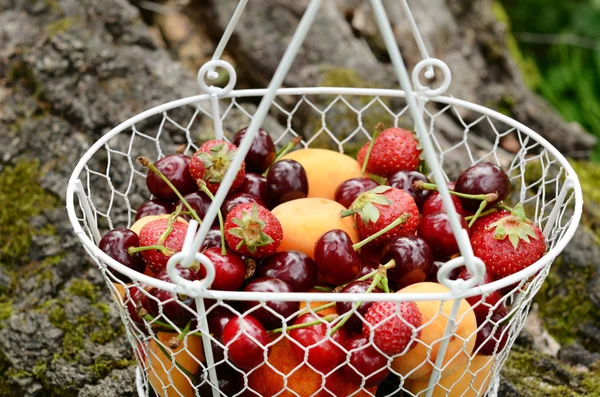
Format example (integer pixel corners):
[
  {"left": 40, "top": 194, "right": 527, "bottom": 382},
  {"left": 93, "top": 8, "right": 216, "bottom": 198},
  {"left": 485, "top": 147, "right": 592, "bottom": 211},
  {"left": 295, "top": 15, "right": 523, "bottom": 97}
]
[
  {"left": 268, "top": 313, "right": 338, "bottom": 335},
  {"left": 352, "top": 214, "right": 410, "bottom": 251},
  {"left": 138, "top": 156, "right": 202, "bottom": 225},
  {"left": 262, "top": 137, "right": 302, "bottom": 177},
  {"left": 198, "top": 184, "right": 227, "bottom": 256},
  {"left": 361, "top": 122, "right": 384, "bottom": 177},
  {"left": 128, "top": 244, "right": 170, "bottom": 255}
]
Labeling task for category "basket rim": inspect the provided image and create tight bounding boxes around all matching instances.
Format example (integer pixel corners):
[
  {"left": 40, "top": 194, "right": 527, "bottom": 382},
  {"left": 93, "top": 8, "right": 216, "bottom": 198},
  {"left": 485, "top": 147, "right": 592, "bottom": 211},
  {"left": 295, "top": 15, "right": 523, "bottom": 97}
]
[{"left": 65, "top": 86, "right": 583, "bottom": 302}]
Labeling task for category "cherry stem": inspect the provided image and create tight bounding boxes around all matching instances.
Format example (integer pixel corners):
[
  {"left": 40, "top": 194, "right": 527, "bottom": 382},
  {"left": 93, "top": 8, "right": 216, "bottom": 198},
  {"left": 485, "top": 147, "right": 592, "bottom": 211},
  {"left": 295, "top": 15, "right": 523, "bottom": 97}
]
[
  {"left": 468, "top": 200, "right": 488, "bottom": 228},
  {"left": 352, "top": 214, "right": 410, "bottom": 251},
  {"left": 465, "top": 208, "right": 498, "bottom": 221},
  {"left": 353, "top": 259, "right": 396, "bottom": 284},
  {"left": 158, "top": 204, "right": 183, "bottom": 244},
  {"left": 199, "top": 184, "right": 227, "bottom": 256},
  {"left": 138, "top": 156, "right": 202, "bottom": 225},
  {"left": 312, "top": 285, "right": 332, "bottom": 292},
  {"left": 128, "top": 244, "right": 170, "bottom": 255},
  {"left": 496, "top": 203, "right": 522, "bottom": 218},
  {"left": 263, "top": 137, "right": 302, "bottom": 176},
  {"left": 268, "top": 313, "right": 338, "bottom": 335},
  {"left": 154, "top": 338, "right": 195, "bottom": 378},
  {"left": 414, "top": 181, "right": 498, "bottom": 203},
  {"left": 361, "top": 122, "right": 384, "bottom": 177},
  {"left": 329, "top": 274, "right": 382, "bottom": 336},
  {"left": 296, "top": 301, "right": 336, "bottom": 318},
  {"left": 177, "top": 322, "right": 191, "bottom": 342}
]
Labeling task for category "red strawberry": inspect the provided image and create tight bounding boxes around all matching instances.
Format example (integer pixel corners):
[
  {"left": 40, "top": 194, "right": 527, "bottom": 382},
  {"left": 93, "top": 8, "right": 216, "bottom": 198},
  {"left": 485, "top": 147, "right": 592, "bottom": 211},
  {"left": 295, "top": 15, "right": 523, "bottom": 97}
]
[
  {"left": 347, "top": 186, "right": 420, "bottom": 246},
  {"left": 470, "top": 205, "right": 546, "bottom": 279},
  {"left": 138, "top": 218, "right": 187, "bottom": 273},
  {"left": 192, "top": 140, "right": 246, "bottom": 193},
  {"left": 224, "top": 202, "right": 283, "bottom": 259},
  {"left": 362, "top": 301, "right": 422, "bottom": 356},
  {"left": 357, "top": 127, "right": 421, "bottom": 178},
  {"left": 188, "top": 154, "right": 205, "bottom": 183}
]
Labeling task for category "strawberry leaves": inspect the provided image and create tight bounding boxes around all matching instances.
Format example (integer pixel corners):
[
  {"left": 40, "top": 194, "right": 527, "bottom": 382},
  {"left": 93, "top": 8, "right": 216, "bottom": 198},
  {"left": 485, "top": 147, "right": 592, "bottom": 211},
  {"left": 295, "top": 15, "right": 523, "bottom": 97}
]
[
  {"left": 196, "top": 142, "right": 238, "bottom": 183},
  {"left": 347, "top": 186, "right": 393, "bottom": 224},
  {"left": 488, "top": 204, "right": 539, "bottom": 249},
  {"left": 227, "top": 203, "right": 275, "bottom": 254}
]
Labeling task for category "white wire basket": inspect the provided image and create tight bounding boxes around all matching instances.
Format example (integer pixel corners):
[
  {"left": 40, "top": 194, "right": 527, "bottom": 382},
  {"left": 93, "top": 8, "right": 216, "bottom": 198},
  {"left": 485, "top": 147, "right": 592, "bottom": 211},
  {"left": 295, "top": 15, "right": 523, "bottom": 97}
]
[{"left": 66, "top": 1, "right": 582, "bottom": 396}]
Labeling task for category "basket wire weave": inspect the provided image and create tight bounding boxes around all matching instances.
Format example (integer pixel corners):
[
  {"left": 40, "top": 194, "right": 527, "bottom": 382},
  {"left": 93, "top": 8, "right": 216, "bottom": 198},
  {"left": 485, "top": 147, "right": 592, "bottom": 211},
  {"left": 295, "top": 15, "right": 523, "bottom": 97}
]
[{"left": 65, "top": 1, "right": 582, "bottom": 396}]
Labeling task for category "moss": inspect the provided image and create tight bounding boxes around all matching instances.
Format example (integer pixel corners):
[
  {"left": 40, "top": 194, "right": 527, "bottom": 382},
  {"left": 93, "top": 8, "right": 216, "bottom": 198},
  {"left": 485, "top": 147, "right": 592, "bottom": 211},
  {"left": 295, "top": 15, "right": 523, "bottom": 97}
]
[
  {"left": 32, "top": 361, "right": 47, "bottom": 378},
  {"left": 67, "top": 279, "right": 98, "bottom": 302},
  {"left": 87, "top": 357, "right": 133, "bottom": 379},
  {"left": 0, "top": 160, "right": 59, "bottom": 266},
  {"left": 62, "top": 325, "right": 85, "bottom": 360},
  {"left": 0, "top": 300, "right": 13, "bottom": 323},
  {"left": 45, "top": 17, "right": 77, "bottom": 37}
]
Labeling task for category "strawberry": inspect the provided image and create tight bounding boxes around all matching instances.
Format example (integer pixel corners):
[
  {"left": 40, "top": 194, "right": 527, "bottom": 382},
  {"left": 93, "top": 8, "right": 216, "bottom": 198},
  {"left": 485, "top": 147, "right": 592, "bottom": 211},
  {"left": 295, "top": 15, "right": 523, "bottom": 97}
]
[
  {"left": 470, "top": 205, "right": 546, "bottom": 279},
  {"left": 346, "top": 186, "right": 420, "bottom": 246},
  {"left": 192, "top": 140, "right": 246, "bottom": 193},
  {"left": 224, "top": 202, "right": 283, "bottom": 259},
  {"left": 362, "top": 301, "right": 422, "bottom": 356},
  {"left": 138, "top": 218, "right": 188, "bottom": 273},
  {"left": 357, "top": 127, "right": 421, "bottom": 178}
]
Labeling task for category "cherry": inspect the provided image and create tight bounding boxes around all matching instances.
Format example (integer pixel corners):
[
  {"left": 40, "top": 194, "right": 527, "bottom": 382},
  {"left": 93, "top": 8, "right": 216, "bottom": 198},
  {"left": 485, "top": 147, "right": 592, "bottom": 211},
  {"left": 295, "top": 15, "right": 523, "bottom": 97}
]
[
  {"left": 202, "top": 248, "right": 246, "bottom": 291},
  {"left": 334, "top": 177, "right": 379, "bottom": 209},
  {"left": 289, "top": 313, "right": 347, "bottom": 374},
  {"left": 428, "top": 260, "right": 462, "bottom": 283},
  {"left": 99, "top": 228, "right": 146, "bottom": 282},
  {"left": 314, "top": 230, "right": 362, "bottom": 285},
  {"left": 359, "top": 261, "right": 379, "bottom": 279},
  {"left": 336, "top": 281, "right": 383, "bottom": 333},
  {"left": 360, "top": 244, "right": 382, "bottom": 264},
  {"left": 125, "top": 286, "right": 146, "bottom": 330},
  {"left": 146, "top": 154, "right": 196, "bottom": 201},
  {"left": 176, "top": 191, "right": 212, "bottom": 223},
  {"left": 266, "top": 159, "right": 308, "bottom": 206},
  {"left": 421, "top": 192, "right": 465, "bottom": 217},
  {"left": 237, "top": 173, "right": 270, "bottom": 208},
  {"left": 386, "top": 171, "right": 431, "bottom": 209},
  {"left": 141, "top": 269, "right": 198, "bottom": 325},
  {"left": 135, "top": 199, "right": 173, "bottom": 221},
  {"left": 343, "top": 335, "right": 389, "bottom": 387},
  {"left": 381, "top": 236, "right": 434, "bottom": 289},
  {"left": 201, "top": 226, "right": 223, "bottom": 251},
  {"left": 221, "top": 193, "right": 264, "bottom": 220},
  {"left": 256, "top": 250, "right": 318, "bottom": 292},
  {"left": 474, "top": 306, "right": 509, "bottom": 355},
  {"left": 417, "top": 211, "right": 469, "bottom": 257},
  {"left": 232, "top": 127, "right": 276, "bottom": 174},
  {"left": 197, "top": 368, "right": 243, "bottom": 396},
  {"left": 241, "top": 277, "right": 299, "bottom": 329},
  {"left": 206, "top": 306, "right": 237, "bottom": 364},
  {"left": 222, "top": 314, "right": 270, "bottom": 370},
  {"left": 457, "top": 268, "right": 502, "bottom": 318},
  {"left": 455, "top": 162, "right": 510, "bottom": 212}
]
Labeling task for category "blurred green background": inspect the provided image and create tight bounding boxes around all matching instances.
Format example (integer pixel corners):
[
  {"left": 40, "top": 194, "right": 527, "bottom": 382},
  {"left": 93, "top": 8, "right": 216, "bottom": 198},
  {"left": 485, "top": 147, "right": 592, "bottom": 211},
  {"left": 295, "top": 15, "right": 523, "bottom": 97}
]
[{"left": 498, "top": 0, "right": 600, "bottom": 160}]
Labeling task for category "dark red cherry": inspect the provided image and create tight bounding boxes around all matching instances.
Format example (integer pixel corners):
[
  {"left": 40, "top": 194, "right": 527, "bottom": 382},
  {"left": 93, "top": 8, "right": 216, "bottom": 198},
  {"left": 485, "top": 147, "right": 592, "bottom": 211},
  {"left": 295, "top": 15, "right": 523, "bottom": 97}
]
[
  {"left": 202, "top": 248, "right": 246, "bottom": 291},
  {"left": 197, "top": 368, "right": 244, "bottom": 396},
  {"left": 334, "top": 177, "right": 379, "bottom": 209},
  {"left": 241, "top": 277, "right": 299, "bottom": 329},
  {"left": 381, "top": 236, "right": 434, "bottom": 289},
  {"left": 360, "top": 244, "right": 382, "bottom": 264},
  {"left": 141, "top": 269, "right": 198, "bottom": 325},
  {"left": 428, "top": 260, "right": 462, "bottom": 283},
  {"left": 176, "top": 191, "right": 212, "bottom": 222},
  {"left": 417, "top": 211, "right": 469, "bottom": 257},
  {"left": 457, "top": 268, "right": 502, "bottom": 318},
  {"left": 266, "top": 159, "right": 308, "bottom": 206},
  {"left": 343, "top": 335, "right": 389, "bottom": 387},
  {"left": 386, "top": 171, "right": 431, "bottom": 209},
  {"left": 125, "top": 286, "right": 146, "bottom": 330},
  {"left": 135, "top": 199, "right": 173, "bottom": 221},
  {"left": 256, "top": 251, "right": 318, "bottom": 292},
  {"left": 474, "top": 306, "right": 509, "bottom": 355},
  {"left": 421, "top": 192, "right": 465, "bottom": 217},
  {"left": 99, "top": 228, "right": 146, "bottom": 283},
  {"left": 146, "top": 154, "right": 196, "bottom": 201},
  {"left": 289, "top": 313, "right": 348, "bottom": 374},
  {"left": 359, "top": 261, "right": 379, "bottom": 278},
  {"left": 232, "top": 127, "right": 276, "bottom": 174},
  {"left": 336, "top": 281, "right": 383, "bottom": 333},
  {"left": 221, "top": 193, "right": 264, "bottom": 219},
  {"left": 201, "top": 226, "right": 223, "bottom": 251},
  {"left": 455, "top": 162, "right": 510, "bottom": 212},
  {"left": 206, "top": 306, "right": 237, "bottom": 364},
  {"left": 222, "top": 314, "right": 270, "bottom": 370},
  {"left": 314, "top": 230, "right": 362, "bottom": 285},
  {"left": 237, "top": 173, "right": 270, "bottom": 207}
]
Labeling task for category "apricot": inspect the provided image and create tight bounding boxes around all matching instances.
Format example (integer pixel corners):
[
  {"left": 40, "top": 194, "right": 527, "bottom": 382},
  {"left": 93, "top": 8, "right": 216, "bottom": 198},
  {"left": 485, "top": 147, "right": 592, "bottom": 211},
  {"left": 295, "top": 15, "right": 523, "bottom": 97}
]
[
  {"left": 129, "top": 214, "right": 188, "bottom": 235},
  {"left": 111, "top": 282, "right": 128, "bottom": 303},
  {"left": 272, "top": 198, "right": 359, "bottom": 259},
  {"left": 392, "top": 282, "right": 477, "bottom": 380},
  {"left": 248, "top": 336, "right": 376, "bottom": 396},
  {"left": 298, "top": 289, "right": 337, "bottom": 316},
  {"left": 405, "top": 355, "right": 495, "bottom": 396},
  {"left": 147, "top": 332, "right": 204, "bottom": 397},
  {"left": 282, "top": 148, "right": 362, "bottom": 200}
]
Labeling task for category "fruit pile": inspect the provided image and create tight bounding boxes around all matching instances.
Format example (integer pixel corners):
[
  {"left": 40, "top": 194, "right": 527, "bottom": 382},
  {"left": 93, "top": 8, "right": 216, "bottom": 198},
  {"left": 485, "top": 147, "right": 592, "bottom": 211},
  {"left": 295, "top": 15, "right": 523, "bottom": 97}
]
[{"left": 98, "top": 125, "right": 547, "bottom": 397}]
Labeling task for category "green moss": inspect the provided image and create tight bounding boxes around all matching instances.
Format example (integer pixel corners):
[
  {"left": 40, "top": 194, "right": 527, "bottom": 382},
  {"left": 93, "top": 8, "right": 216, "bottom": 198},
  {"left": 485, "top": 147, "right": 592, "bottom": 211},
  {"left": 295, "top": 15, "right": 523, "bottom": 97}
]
[
  {"left": 67, "top": 279, "right": 98, "bottom": 302},
  {"left": 0, "top": 160, "right": 59, "bottom": 265},
  {"left": 45, "top": 17, "right": 77, "bottom": 37},
  {"left": 62, "top": 325, "right": 85, "bottom": 360},
  {"left": 0, "top": 301, "right": 13, "bottom": 323},
  {"left": 32, "top": 361, "right": 47, "bottom": 378}
]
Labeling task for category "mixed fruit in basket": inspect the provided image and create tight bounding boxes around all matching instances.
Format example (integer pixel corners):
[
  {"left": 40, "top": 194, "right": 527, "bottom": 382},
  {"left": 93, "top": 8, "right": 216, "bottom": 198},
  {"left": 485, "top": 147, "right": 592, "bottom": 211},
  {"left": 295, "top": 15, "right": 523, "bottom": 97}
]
[{"left": 98, "top": 124, "right": 547, "bottom": 396}]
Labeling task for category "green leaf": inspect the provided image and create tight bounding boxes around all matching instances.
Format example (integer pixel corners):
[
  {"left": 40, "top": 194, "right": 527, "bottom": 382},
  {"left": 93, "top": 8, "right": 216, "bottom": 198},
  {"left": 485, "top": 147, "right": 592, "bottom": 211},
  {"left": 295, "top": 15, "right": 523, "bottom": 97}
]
[
  {"left": 493, "top": 223, "right": 507, "bottom": 240},
  {"left": 370, "top": 185, "right": 392, "bottom": 194},
  {"left": 210, "top": 143, "right": 225, "bottom": 154},
  {"left": 228, "top": 228, "right": 245, "bottom": 239},
  {"left": 360, "top": 202, "right": 380, "bottom": 224},
  {"left": 509, "top": 233, "right": 520, "bottom": 249},
  {"left": 251, "top": 203, "right": 259, "bottom": 221},
  {"left": 513, "top": 203, "right": 528, "bottom": 221},
  {"left": 340, "top": 209, "right": 356, "bottom": 218},
  {"left": 232, "top": 218, "right": 246, "bottom": 228},
  {"left": 370, "top": 194, "right": 392, "bottom": 206}
]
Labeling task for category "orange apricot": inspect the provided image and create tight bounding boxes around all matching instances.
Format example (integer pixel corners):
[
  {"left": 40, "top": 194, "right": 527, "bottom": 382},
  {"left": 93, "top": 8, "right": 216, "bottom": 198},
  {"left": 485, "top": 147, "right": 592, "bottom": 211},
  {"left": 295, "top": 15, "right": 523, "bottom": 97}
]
[
  {"left": 130, "top": 214, "right": 188, "bottom": 235},
  {"left": 272, "top": 198, "right": 359, "bottom": 259},
  {"left": 147, "top": 332, "right": 204, "bottom": 397},
  {"left": 391, "top": 282, "right": 477, "bottom": 380},
  {"left": 282, "top": 148, "right": 362, "bottom": 200}
]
